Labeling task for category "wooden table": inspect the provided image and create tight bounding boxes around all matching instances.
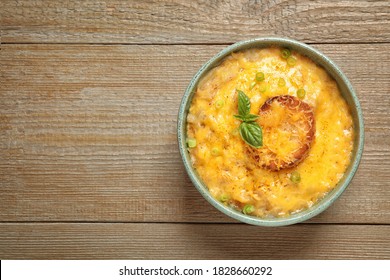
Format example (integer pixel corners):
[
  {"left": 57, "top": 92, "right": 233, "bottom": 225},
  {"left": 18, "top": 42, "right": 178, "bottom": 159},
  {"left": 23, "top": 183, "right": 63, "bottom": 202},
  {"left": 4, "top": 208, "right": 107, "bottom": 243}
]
[{"left": 1, "top": 0, "right": 389, "bottom": 259}]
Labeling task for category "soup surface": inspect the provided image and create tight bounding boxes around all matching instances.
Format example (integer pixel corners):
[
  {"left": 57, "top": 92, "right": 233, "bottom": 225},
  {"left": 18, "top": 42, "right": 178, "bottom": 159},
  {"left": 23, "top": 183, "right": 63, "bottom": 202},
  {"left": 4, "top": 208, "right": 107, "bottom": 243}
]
[{"left": 186, "top": 47, "right": 354, "bottom": 217}]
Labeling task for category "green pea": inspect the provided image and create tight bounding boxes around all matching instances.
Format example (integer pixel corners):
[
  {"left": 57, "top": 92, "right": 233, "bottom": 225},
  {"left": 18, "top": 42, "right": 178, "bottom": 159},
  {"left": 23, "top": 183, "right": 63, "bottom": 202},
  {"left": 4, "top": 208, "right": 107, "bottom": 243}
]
[
  {"left": 219, "top": 194, "right": 229, "bottom": 203},
  {"left": 211, "top": 147, "right": 220, "bottom": 156},
  {"left": 259, "top": 83, "right": 267, "bottom": 93},
  {"left": 215, "top": 99, "right": 225, "bottom": 109},
  {"left": 186, "top": 138, "right": 196, "bottom": 148},
  {"left": 278, "top": 78, "right": 286, "bottom": 87},
  {"left": 255, "top": 72, "right": 265, "bottom": 82},
  {"left": 243, "top": 204, "right": 255, "bottom": 215},
  {"left": 290, "top": 171, "right": 301, "bottom": 183},
  {"left": 281, "top": 49, "right": 291, "bottom": 59},
  {"left": 297, "top": 88, "right": 306, "bottom": 99},
  {"left": 287, "top": 56, "right": 297, "bottom": 66}
]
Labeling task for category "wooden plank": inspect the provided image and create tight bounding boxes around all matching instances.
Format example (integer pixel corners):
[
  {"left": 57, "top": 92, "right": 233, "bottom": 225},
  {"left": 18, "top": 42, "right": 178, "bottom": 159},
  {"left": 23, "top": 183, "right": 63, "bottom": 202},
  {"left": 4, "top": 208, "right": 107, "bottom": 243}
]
[
  {"left": 1, "top": 0, "right": 389, "bottom": 44},
  {"left": 0, "top": 223, "right": 389, "bottom": 259},
  {"left": 1, "top": 44, "right": 389, "bottom": 223}
]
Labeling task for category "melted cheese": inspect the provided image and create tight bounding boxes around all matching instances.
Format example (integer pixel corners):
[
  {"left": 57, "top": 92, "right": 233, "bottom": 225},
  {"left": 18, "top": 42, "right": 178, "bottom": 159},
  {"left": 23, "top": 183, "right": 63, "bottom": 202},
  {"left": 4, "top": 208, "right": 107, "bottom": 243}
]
[{"left": 187, "top": 47, "right": 354, "bottom": 218}]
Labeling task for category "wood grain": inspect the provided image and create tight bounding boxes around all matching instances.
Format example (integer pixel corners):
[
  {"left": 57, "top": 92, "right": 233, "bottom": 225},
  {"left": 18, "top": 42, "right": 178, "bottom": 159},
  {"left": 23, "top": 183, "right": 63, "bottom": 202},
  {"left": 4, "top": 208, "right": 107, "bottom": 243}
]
[
  {"left": 0, "top": 223, "right": 389, "bottom": 259},
  {"left": 1, "top": 44, "right": 389, "bottom": 224},
  {"left": 1, "top": 0, "right": 389, "bottom": 44},
  {"left": 0, "top": 0, "right": 389, "bottom": 261}
]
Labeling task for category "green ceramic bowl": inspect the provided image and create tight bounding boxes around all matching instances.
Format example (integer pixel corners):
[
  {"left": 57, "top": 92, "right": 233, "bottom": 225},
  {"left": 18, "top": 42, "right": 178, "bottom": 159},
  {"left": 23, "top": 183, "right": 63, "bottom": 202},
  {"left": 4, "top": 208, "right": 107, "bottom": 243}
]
[{"left": 177, "top": 37, "right": 364, "bottom": 226}]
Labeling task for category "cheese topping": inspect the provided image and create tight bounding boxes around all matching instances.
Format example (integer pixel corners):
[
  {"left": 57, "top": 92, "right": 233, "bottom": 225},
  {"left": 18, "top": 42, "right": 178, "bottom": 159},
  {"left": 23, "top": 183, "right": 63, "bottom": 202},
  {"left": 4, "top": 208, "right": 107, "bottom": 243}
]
[{"left": 186, "top": 47, "right": 354, "bottom": 218}]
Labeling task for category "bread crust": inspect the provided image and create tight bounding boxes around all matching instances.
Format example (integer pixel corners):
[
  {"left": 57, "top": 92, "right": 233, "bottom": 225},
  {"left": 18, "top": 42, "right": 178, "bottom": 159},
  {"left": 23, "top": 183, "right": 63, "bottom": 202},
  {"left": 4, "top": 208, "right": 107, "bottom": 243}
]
[{"left": 248, "top": 95, "right": 315, "bottom": 171}]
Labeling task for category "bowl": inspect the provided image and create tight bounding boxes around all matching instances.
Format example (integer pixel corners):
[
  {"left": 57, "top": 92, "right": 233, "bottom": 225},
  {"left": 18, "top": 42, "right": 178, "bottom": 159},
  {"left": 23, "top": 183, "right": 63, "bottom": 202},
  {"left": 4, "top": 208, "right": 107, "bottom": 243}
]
[{"left": 177, "top": 37, "right": 364, "bottom": 226}]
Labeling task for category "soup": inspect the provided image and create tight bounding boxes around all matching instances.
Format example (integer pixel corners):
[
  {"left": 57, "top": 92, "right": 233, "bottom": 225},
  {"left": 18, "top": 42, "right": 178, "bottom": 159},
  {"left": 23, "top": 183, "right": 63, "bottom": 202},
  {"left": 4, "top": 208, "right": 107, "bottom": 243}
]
[{"left": 186, "top": 47, "right": 354, "bottom": 218}]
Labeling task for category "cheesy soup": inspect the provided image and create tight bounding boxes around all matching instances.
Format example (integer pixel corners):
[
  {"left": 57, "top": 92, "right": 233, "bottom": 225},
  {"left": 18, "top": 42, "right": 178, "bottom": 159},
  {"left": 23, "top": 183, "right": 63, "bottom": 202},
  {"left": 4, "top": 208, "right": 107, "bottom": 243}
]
[{"left": 186, "top": 47, "right": 354, "bottom": 218}]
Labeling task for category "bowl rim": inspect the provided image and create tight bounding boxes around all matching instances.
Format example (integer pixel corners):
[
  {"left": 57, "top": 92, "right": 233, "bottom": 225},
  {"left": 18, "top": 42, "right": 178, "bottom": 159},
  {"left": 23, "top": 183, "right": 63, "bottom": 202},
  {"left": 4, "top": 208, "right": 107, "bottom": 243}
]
[{"left": 177, "top": 37, "right": 364, "bottom": 226}]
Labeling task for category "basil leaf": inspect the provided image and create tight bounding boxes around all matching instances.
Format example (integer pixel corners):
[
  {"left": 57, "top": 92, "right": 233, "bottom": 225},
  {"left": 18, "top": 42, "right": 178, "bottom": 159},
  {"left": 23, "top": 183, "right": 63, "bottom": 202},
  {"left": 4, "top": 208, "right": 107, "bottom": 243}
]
[
  {"left": 234, "top": 114, "right": 246, "bottom": 121},
  {"left": 234, "top": 113, "right": 259, "bottom": 122},
  {"left": 237, "top": 90, "right": 250, "bottom": 117},
  {"left": 243, "top": 114, "right": 259, "bottom": 122},
  {"left": 234, "top": 90, "right": 263, "bottom": 149},
  {"left": 239, "top": 122, "right": 263, "bottom": 148}
]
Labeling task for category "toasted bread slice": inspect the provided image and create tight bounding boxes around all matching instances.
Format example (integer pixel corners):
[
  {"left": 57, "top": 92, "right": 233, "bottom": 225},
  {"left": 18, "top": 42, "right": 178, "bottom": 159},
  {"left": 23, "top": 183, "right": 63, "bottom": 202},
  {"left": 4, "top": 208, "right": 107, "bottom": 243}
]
[{"left": 247, "top": 95, "right": 315, "bottom": 171}]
